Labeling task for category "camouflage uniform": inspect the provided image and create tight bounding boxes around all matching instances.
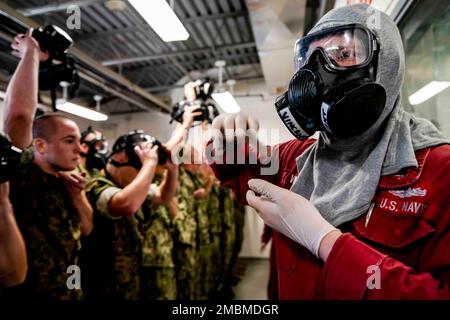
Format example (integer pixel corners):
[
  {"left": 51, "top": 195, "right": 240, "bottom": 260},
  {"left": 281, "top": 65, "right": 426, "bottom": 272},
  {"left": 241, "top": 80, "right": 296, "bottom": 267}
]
[
  {"left": 232, "top": 201, "right": 246, "bottom": 268},
  {"left": 220, "top": 187, "right": 237, "bottom": 281},
  {"left": 172, "top": 166, "right": 198, "bottom": 300},
  {"left": 208, "top": 181, "right": 223, "bottom": 295},
  {"left": 218, "top": 188, "right": 246, "bottom": 296},
  {"left": 84, "top": 176, "right": 145, "bottom": 300},
  {"left": 140, "top": 173, "right": 177, "bottom": 300},
  {"left": 76, "top": 163, "right": 101, "bottom": 300},
  {"left": 6, "top": 149, "right": 83, "bottom": 300},
  {"left": 192, "top": 169, "right": 211, "bottom": 300}
]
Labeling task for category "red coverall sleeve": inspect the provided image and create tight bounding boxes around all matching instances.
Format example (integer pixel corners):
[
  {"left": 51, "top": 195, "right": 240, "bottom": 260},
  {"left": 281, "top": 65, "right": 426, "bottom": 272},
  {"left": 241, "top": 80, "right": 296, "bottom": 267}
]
[{"left": 321, "top": 198, "right": 450, "bottom": 299}]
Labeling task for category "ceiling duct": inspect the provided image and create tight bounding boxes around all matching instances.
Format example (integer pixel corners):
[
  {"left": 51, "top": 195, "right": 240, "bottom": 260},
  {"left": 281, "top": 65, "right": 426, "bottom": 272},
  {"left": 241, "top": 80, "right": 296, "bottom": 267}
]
[{"left": 245, "top": 0, "right": 306, "bottom": 95}]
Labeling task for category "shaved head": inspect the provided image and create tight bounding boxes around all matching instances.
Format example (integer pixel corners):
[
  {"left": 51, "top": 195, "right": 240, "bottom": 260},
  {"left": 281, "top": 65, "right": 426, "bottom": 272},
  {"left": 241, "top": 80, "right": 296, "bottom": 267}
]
[
  {"left": 31, "top": 113, "right": 82, "bottom": 172},
  {"left": 32, "top": 113, "right": 75, "bottom": 141}
]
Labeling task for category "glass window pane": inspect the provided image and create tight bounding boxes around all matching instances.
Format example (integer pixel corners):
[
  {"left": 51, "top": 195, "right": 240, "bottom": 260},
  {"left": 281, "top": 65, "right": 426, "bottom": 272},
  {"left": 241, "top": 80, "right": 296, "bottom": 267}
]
[{"left": 402, "top": 3, "right": 450, "bottom": 138}]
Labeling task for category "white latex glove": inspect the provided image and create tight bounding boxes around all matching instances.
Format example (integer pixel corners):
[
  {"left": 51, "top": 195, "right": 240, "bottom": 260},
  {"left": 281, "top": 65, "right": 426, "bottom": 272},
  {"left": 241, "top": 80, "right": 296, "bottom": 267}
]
[
  {"left": 246, "top": 179, "right": 339, "bottom": 257},
  {"left": 211, "top": 113, "right": 260, "bottom": 156}
]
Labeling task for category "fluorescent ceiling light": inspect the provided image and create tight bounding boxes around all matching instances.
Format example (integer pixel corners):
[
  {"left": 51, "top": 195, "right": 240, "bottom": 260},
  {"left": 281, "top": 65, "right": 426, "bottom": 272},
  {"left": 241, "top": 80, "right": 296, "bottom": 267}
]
[
  {"left": 212, "top": 92, "right": 241, "bottom": 113},
  {"left": 56, "top": 99, "right": 108, "bottom": 121},
  {"left": 128, "top": 0, "right": 189, "bottom": 42},
  {"left": 409, "top": 81, "right": 450, "bottom": 105}
]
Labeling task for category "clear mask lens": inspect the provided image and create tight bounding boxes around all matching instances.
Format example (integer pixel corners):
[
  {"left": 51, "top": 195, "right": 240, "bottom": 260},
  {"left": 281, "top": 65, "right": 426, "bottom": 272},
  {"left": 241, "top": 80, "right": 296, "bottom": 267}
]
[
  {"left": 95, "top": 140, "right": 108, "bottom": 154},
  {"left": 295, "top": 25, "right": 373, "bottom": 70}
]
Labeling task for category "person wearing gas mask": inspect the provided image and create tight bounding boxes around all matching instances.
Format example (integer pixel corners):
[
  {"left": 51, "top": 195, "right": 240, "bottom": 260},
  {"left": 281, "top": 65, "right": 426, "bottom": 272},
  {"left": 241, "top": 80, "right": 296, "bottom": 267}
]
[
  {"left": 2, "top": 29, "right": 93, "bottom": 300},
  {"left": 83, "top": 130, "right": 177, "bottom": 300},
  {"left": 78, "top": 126, "right": 108, "bottom": 178},
  {"left": 167, "top": 82, "right": 220, "bottom": 299},
  {"left": 0, "top": 182, "right": 27, "bottom": 289},
  {"left": 138, "top": 93, "right": 202, "bottom": 301},
  {"left": 209, "top": 4, "right": 450, "bottom": 299}
]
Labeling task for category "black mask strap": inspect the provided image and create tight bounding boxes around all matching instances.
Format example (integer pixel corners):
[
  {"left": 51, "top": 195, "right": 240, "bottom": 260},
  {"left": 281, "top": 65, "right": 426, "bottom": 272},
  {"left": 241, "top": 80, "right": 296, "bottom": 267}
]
[{"left": 108, "top": 157, "right": 141, "bottom": 170}]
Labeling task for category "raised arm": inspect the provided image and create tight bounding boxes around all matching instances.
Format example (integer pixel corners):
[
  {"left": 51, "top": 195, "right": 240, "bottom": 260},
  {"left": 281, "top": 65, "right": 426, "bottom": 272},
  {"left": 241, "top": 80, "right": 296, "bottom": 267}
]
[
  {"left": 165, "top": 107, "right": 202, "bottom": 153},
  {"left": 4, "top": 30, "right": 48, "bottom": 148},
  {"left": 108, "top": 145, "right": 159, "bottom": 217}
]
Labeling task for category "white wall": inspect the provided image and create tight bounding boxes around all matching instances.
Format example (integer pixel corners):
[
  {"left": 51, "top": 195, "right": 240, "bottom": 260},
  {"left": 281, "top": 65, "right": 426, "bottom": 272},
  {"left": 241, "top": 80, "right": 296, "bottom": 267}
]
[{"left": 239, "top": 206, "right": 271, "bottom": 258}]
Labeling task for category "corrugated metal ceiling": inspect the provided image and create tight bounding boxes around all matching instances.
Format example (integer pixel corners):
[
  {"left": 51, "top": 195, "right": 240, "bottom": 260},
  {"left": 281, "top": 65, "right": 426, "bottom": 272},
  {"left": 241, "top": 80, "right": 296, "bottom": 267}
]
[{"left": 0, "top": 0, "right": 262, "bottom": 114}]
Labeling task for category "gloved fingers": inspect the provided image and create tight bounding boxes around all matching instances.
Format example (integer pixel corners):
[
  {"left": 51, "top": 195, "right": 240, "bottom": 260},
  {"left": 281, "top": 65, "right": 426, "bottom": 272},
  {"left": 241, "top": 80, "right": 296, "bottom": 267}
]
[
  {"left": 246, "top": 189, "right": 259, "bottom": 208},
  {"left": 247, "top": 116, "right": 259, "bottom": 131},
  {"left": 223, "top": 116, "right": 235, "bottom": 144},
  {"left": 234, "top": 114, "right": 248, "bottom": 131},
  {"left": 234, "top": 114, "right": 247, "bottom": 143},
  {"left": 258, "top": 143, "right": 274, "bottom": 165},
  {"left": 211, "top": 114, "right": 224, "bottom": 132},
  {"left": 211, "top": 116, "right": 224, "bottom": 155},
  {"left": 246, "top": 189, "right": 278, "bottom": 219},
  {"left": 248, "top": 179, "right": 282, "bottom": 201}
]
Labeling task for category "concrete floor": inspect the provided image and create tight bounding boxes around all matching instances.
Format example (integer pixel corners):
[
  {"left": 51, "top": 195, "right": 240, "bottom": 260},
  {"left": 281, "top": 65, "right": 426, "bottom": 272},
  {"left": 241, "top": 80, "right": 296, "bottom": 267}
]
[{"left": 233, "top": 258, "right": 270, "bottom": 300}]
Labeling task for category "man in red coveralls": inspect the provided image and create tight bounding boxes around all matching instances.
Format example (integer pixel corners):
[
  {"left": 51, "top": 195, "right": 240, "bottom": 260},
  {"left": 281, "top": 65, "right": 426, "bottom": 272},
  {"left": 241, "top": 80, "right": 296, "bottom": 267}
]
[{"left": 208, "top": 4, "right": 450, "bottom": 299}]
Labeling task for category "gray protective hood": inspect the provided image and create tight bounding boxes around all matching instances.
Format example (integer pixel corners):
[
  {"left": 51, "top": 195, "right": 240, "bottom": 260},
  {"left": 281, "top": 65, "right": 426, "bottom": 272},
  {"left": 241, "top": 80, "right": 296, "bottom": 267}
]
[{"left": 290, "top": 4, "right": 448, "bottom": 227}]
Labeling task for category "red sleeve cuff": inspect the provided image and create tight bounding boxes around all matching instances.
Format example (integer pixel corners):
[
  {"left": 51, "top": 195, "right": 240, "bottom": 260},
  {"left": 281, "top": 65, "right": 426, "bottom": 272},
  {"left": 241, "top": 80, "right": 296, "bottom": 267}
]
[{"left": 320, "top": 233, "right": 386, "bottom": 299}]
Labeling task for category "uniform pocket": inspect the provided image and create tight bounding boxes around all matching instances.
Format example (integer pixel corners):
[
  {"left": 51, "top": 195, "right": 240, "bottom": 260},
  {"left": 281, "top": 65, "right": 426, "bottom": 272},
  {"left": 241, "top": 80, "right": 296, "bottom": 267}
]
[
  {"left": 173, "top": 211, "right": 197, "bottom": 247},
  {"left": 353, "top": 206, "right": 435, "bottom": 248}
]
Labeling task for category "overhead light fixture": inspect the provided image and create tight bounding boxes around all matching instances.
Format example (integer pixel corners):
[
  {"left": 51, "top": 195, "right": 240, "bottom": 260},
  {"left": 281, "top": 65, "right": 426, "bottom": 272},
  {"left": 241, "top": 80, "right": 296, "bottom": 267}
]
[
  {"left": 56, "top": 82, "right": 108, "bottom": 121},
  {"left": 409, "top": 81, "right": 450, "bottom": 106},
  {"left": 128, "top": 0, "right": 189, "bottom": 42},
  {"left": 105, "top": 0, "right": 127, "bottom": 11},
  {"left": 212, "top": 60, "right": 241, "bottom": 113},
  {"left": 212, "top": 92, "right": 241, "bottom": 113},
  {"left": 56, "top": 100, "right": 108, "bottom": 121}
]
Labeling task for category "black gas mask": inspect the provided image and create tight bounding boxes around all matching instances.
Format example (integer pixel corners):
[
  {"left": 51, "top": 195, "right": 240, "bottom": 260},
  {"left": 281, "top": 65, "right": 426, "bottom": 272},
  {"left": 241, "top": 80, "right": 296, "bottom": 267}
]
[
  {"left": 80, "top": 127, "right": 108, "bottom": 171},
  {"left": 109, "top": 130, "right": 168, "bottom": 170},
  {"left": 275, "top": 24, "right": 386, "bottom": 139}
]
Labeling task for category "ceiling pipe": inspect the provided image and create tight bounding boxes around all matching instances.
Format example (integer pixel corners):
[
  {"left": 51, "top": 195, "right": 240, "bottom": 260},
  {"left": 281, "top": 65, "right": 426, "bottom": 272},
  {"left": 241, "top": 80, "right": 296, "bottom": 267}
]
[{"left": 0, "top": 3, "right": 170, "bottom": 113}]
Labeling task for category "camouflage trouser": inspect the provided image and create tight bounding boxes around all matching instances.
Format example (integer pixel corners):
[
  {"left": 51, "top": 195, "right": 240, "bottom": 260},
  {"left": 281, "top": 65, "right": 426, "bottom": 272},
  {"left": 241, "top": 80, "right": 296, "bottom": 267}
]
[
  {"left": 232, "top": 204, "right": 246, "bottom": 266},
  {"left": 174, "top": 243, "right": 197, "bottom": 300},
  {"left": 113, "top": 255, "right": 141, "bottom": 300},
  {"left": 141, "top": 267, "right": 177, "bottom": 300},
  {"left": 209, "top": 231, "right": 223, "bottom": 293},
  {"left": 196, "top": 199, "right": 212, "bottom": 300},
  {"left": 222, "top": 192, "right": 236, "bottom": 277},
  {"left": 196, "top": 234, "right": 212, "bottom": 299},
  {"left": 208, "top": 185, "right": 223, "bottom": 296},
  {"left": 173, "top": 211, "right": 198, "bottom": 300}
]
